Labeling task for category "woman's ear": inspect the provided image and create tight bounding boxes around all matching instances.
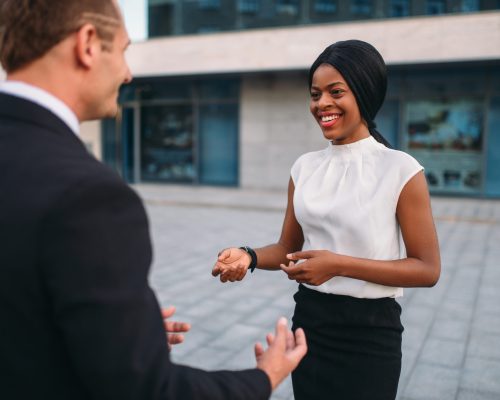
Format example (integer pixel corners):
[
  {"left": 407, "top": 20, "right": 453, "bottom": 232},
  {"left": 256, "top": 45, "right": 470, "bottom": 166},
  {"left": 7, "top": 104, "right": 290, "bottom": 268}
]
[{"left": 75, "top": 23, "right": 100, "bottom": 69}]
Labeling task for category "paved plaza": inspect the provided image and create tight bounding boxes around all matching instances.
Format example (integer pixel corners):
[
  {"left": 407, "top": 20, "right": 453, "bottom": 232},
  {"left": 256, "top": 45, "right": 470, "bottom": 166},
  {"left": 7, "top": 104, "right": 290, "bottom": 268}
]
[{"left": 135, "top": 184, "right": 500, "bottom": 400}]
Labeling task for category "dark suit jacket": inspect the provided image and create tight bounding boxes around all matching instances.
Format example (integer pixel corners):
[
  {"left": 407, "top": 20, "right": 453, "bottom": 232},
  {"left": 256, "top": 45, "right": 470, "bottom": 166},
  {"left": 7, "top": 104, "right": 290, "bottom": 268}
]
[{"left": 0, "top": 93, "right": 271, "bottom": 400}]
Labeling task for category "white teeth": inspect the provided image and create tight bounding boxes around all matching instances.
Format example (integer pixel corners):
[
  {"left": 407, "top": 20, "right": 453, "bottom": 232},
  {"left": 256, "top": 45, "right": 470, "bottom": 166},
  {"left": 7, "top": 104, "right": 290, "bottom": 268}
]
[{"left": 321, "top": 115, "right": 339, "bottom": 122}]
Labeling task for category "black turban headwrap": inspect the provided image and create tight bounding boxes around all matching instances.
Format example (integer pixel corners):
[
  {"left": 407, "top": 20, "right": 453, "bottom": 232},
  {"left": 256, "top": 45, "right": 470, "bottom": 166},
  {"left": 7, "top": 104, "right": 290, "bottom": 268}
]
[{"left": 308, "top": 40, "right": 392, "bottom": 148}]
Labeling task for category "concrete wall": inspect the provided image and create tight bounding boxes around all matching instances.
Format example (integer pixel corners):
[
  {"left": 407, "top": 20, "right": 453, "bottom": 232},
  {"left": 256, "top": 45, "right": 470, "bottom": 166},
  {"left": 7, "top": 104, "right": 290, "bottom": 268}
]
[
  {"left": 80, "top": 120, "right": 102, "bottom": 160},
  {"left": 127, "top": 11, "right": 500, "bottom": 77},
  {"left": 240, "top": 72, "right": 326, "bottom": 189}
]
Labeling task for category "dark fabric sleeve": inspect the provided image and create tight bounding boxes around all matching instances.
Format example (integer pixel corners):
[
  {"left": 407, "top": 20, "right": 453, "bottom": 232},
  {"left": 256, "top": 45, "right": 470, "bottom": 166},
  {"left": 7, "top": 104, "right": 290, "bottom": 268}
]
[{"left": 40, "top": 176, "right": 272, "bottom": 400}]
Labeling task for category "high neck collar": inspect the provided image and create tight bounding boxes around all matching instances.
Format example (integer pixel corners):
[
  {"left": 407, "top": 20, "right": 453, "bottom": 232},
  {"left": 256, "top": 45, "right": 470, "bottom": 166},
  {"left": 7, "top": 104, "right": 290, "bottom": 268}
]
[{"left": 328, "top": 135, "right": 380, "bottom": 156}]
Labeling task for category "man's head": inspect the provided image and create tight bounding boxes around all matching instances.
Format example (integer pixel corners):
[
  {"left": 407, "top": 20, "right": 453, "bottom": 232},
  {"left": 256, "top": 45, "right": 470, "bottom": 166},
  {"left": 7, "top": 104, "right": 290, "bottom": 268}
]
[{"left": 0, "top": 0, "right": 132, "bottom": 120}]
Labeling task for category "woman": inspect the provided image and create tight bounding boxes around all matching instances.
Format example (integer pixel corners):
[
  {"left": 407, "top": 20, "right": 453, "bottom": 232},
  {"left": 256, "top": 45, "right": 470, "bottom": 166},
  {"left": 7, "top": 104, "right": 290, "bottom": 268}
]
[{"left": 212, "top": 40, "right": 440, "bottom": 400}]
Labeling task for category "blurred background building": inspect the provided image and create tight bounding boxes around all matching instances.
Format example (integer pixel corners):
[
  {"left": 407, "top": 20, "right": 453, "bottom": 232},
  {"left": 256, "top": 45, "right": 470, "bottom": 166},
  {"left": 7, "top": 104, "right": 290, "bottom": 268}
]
[{"left": 14, "top": 1, "right": 500, "bottom": 196}]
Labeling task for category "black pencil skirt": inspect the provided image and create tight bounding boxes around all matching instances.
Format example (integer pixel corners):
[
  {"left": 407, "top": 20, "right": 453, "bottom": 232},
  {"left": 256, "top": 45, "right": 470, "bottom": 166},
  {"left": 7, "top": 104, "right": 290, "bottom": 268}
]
[{"left": 291, "top": 284, "right": 404, "bottom": 400}]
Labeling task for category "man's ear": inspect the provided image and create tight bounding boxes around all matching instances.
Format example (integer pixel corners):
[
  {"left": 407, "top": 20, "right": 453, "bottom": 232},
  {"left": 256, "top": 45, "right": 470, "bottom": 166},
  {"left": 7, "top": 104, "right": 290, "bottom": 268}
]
[{"left": 75, "top": 24, "right": 100, "bottom": 69}]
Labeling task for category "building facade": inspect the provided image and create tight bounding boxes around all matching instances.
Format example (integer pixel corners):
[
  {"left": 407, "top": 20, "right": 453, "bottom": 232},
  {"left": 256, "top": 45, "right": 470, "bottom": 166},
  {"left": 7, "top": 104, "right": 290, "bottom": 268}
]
[{"left": 101, "top": 1, "right": 500, "bottom": 196}]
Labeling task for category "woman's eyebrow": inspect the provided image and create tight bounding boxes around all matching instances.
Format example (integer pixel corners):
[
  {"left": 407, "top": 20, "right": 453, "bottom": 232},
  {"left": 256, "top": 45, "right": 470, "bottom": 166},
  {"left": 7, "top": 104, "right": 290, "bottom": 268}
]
[{"left": 311, "top": 82, "right": 346, "bottom": 90}]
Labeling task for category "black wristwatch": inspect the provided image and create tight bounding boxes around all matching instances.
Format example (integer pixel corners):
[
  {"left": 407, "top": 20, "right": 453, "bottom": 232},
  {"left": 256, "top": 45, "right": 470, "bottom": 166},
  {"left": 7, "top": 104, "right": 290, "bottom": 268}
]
[{"left": 239, "top": 246, "right": 258, "bottom": 273}]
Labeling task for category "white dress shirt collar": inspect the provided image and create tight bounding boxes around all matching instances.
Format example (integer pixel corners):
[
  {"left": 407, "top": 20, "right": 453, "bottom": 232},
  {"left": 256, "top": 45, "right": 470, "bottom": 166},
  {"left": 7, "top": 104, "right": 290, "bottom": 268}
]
[{"left": 0, "top": 80, "right": 80, "bottom": 136}]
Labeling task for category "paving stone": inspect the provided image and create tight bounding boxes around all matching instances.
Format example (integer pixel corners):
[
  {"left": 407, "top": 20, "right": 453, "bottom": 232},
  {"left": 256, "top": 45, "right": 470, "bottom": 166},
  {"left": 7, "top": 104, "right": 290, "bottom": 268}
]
[
  {"left": 472, "top": 311, "right": 500, "bottom": 335},
  {"left": 401, "top": 364, "right": 460, "bottom": 400},
  {"left": 430, "top": 317, "right": 470, "bottom": 342},
  {"left": 461, "top": 357, "right": 500, "bottom": 394},
  {"left": 420, "top": 337, "right": 466, "bottom": 368},
  {"left": 467, "top": 331, "right": 500, "bottom": 360},
  {"left": 209, "top": 323, "right": 265, "bottom": 350},
  {"left": 456, "top": 388, "right": 500, "bottom": 400},
  {"left": 178, "top": 346, "right": 234, "bottom": 371}
]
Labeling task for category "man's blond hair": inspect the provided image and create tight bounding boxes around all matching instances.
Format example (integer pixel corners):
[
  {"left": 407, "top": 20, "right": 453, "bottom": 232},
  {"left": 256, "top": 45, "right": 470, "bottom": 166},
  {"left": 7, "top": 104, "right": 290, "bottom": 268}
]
[{"left": 0, "top": 0, "right": 121, "bottom": 73}]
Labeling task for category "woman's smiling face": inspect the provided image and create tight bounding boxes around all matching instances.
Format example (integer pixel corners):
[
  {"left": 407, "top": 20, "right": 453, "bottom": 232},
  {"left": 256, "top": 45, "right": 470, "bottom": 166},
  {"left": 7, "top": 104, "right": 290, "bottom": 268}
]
[{"left": 309, "top": 63, "right": 370, "bottom": 144}]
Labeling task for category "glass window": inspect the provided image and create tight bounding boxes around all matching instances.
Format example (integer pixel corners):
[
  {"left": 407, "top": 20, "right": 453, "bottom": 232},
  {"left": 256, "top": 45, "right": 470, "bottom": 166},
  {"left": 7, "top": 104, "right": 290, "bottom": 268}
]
[
  {"left": 102, "top": 118, "right": 121, "bottom": 174},
  {"left": 198, "top": 79, "right": 240, "bottom": 101},
  {"left": 276, "top": 0, "right": 299, "bottom": 16},
  {"left": 140, "top": 105, "right": 196, "bottom": 183},
  {"left": 485, "top": 97, "right": 500, "bottom": 196},
  {"left": 375, "top": 100, "right": 399, "bottom": 147},
  {"left": 351, "top": 0, "right": 373, "bottom": 15},
  {"left": 197, "top": 26, "right": 221, "bottom": 33},
  {"left": 458, "top": 0, "right": 479, "bottom": 12},
  {"left": 199, "top": 104, "right": 239, "bottom": 185},
  {"left": 148, "top": 3, "right": 174, "bottom": 37},
  {"left": 389, "top": 0, "right": 410, "bottom": 17},
  {"left": 198, "top": 0, "right": 221, "bottom": 10},
  {"left": 426, "top": 0, "right": 446, "bottom": 14},
  {"left": 314, "top": 0, "right": 337, "bottom": 13},
  {"left": 404, "top": 99, "right": 484, "bottom": 194},
  {"left": 238, "top": 0, "right": 260, "bottom": 14},
  {"left": 122, "top": 81, "right": 191, "bottom": 102}
]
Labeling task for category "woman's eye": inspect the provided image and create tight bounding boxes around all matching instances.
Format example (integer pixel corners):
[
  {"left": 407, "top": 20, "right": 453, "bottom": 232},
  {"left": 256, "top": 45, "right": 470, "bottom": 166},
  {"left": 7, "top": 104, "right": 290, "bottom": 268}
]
[
  {"left": 331, "top": 89, "right": 344, "bottom": 96},
  {"left": 310, "top": 92, "right": 320, "bottom": 99}
]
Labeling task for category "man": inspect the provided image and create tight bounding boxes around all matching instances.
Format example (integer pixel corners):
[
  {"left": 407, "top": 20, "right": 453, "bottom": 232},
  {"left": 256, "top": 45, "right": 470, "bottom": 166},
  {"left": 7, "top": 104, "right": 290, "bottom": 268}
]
[{"left": 0, "top": 1, "right": 306, "bottom": 399}]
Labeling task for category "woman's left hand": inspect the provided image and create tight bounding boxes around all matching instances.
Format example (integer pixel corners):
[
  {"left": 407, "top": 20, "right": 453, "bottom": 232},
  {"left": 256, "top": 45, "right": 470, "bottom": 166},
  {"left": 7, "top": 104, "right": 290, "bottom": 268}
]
[{"left": 280, "top": 250, "right": 339, "bottom": 286}]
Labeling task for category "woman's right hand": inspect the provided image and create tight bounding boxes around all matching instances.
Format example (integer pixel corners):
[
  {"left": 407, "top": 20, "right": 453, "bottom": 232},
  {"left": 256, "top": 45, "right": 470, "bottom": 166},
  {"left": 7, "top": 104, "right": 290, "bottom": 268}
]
[{"left": 211, "top": 247, "right": 251, "bottom": 283}]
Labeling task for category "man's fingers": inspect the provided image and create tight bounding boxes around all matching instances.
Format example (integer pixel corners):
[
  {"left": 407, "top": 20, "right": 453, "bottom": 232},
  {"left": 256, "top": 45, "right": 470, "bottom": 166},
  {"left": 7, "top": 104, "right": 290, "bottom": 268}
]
[
  {"left": 167, "top": 333, "right": 184, "bottom": 345},
  {"left": 266, "top": 333, "right": 275, "bottom": 346},
  {"left": 165, "top": 320, "right": 191, "bottom": 333},
  {"left": 272, "top": 317, "right": 288, "bottom": 350},
  {"left": 286, "top": 329, "right": 294, "bottom": 350},
  {"left": 254, "top": 342, "right": 264, "bottom": 359},
  {"left": 289, "top": 328, "right": 308, "bottom": 359},
  {"left": 161, "top": 306, "right": 176, "bottom": 319}
]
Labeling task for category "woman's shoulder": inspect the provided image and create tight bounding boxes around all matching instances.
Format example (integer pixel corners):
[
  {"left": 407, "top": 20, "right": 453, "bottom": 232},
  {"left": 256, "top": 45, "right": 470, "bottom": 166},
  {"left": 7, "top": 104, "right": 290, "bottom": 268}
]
[
  {"left": 373, "top": 145, "right": 424, "bottom": 190},
  {"left": 375, "top": 145, "right": 422, "bottom": 169}
]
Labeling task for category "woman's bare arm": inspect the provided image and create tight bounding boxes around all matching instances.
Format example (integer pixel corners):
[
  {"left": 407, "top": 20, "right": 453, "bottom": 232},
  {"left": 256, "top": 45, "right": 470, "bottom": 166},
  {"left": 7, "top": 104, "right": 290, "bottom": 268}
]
[{"left": 212, "top": 178, "right": 304, "bottom": 281}]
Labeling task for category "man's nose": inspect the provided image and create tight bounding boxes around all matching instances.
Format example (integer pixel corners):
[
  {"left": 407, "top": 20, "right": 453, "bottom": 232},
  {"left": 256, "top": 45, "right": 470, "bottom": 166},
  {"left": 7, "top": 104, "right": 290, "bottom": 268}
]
[{"left": 124, "top": 66, "right": 133, "bottom": 84}]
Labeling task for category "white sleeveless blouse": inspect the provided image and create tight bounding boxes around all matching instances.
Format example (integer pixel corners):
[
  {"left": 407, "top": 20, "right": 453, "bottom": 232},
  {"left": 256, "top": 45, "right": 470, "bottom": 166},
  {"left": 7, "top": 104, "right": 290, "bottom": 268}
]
[{"left": 291, "top": 136, "right": 423, "bottom": 299}]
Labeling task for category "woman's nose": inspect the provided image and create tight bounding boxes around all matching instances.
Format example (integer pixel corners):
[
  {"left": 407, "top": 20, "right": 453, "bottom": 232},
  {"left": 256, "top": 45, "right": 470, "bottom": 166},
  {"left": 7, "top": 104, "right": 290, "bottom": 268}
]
[{"left": 318, "top": 94, "right": 333, "bottom": 109}]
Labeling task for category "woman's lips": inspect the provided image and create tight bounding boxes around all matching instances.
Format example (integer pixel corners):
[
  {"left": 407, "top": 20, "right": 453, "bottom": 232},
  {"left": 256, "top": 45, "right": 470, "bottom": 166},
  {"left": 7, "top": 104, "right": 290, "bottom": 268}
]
[{"left": 319, "top": 113, "right": 341, "bottom": 127}]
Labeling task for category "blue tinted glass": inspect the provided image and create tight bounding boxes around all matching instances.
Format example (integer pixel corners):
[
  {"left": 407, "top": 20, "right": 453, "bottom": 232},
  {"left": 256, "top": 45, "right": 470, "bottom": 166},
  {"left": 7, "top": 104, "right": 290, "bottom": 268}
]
[
  {"left": 198, "top": 79, "right": 240, "bottom": 100},
  {"left": 238, "top": 0, "right": 260, "bottom": 13},
  {"left": 426, "top": 0, "right": 446, "bottom": 14},
  {"left": 351, "top": 0, "right": 372, "bottom": 14},
  {"left": 460, "top": 0, "right": 479, "bottom": 11},
  {"left": 199, "top": 104, "right": 239, "bottom": 185},
  {"left": 125, "top": 81, "right": 191, "bottom": 102},
  {"left": 140, "top": 104, "right": 195, "bottom": 183},
  {"left": 375, "top": 100, "right": 399, "bottom": 148},
  {"left": 314, "top": 0, "right": 337, "bottom": 13},
  {"left": 198, "top": 0, "right": 221, "bottom": 10},
  {"left": 102, "top": 118, "right": 119, "bottom": 171},
  {"left": 485, "top": 97, "right": 500, "bottom": 196},
  {"left": 389, "top": 0, "right": 410, "bottom": 17},
  {"left": 404, "top": 99, "right": 484, "bottom": 195}
]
